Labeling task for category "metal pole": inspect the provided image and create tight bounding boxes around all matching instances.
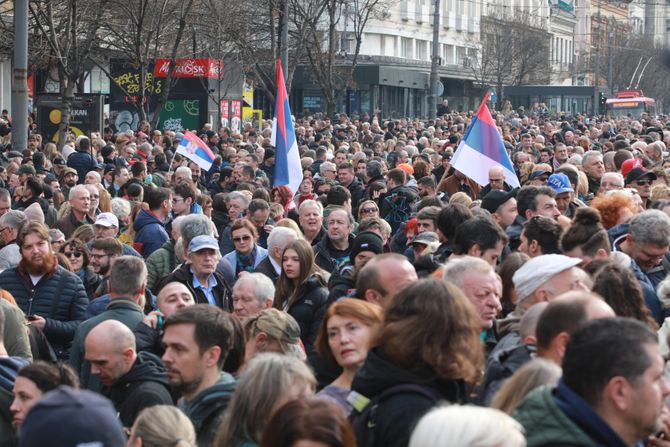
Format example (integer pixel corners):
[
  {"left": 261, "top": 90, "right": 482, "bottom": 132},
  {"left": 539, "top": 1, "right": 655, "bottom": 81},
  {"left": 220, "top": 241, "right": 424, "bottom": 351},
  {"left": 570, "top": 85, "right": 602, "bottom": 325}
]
[
  {"left": 607, "top": 28, "right": 613, "bottom": 95},
  {"left": 429, "top": 0, "right": 440, "bottom": 116},
  {"left": 11, "top": 0, "right": 28, "bottom": 152},
  {"left": 281, "top": 0, "right": 289, "bottom": 76},
  {"left": 593, "top": 0, "right": 601, "bottom": 115}
]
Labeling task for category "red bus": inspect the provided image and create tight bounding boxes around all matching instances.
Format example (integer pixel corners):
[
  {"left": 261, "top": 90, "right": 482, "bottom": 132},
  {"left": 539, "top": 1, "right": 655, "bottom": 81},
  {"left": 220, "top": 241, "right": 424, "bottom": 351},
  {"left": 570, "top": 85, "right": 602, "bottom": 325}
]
[{"left": 605, "top": 90, "right": 655, "bottom": 118}]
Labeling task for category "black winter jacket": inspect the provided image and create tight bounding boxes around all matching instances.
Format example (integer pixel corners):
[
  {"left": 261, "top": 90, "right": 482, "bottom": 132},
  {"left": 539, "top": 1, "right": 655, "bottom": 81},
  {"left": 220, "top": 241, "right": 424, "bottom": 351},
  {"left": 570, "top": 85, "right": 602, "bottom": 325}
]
[
  {"left": 156, "top": 263, "right": 233, "bottom": 312},
  {"left": 313, "top": 235, "right": 353, "bottom": 272},
  {"left": 350, "top": 348, "right": 467, "bottom": 447},
  {"left": 0, "top": 262, "right": 88, "bottom": 360},
  {"left": 102, "top": 351, "right": 173, "bottom": 428},
  {"left": 281, "top": 274, "right": 328, "bottom": 362}
]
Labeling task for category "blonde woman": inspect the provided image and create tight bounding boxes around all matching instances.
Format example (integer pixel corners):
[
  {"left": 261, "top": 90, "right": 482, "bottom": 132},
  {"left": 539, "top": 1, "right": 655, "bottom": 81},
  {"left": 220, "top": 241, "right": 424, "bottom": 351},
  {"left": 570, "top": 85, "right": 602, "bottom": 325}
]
[
  {"left": 214, "top": 353, "right": 316, "bottom": 447},
  {"left": 127, "top": 405, "right": 196, "bottom": 447}
]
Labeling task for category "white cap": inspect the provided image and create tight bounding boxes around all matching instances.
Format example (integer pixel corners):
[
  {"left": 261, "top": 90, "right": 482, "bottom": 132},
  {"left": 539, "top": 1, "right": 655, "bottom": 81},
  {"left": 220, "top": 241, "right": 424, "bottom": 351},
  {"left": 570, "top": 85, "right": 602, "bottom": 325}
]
[
  {"left": 95, "top": 212, "right": 119, "bottom": 228},
  {"left": 513, "top": 254, "right": 582, "bottom": 301}
]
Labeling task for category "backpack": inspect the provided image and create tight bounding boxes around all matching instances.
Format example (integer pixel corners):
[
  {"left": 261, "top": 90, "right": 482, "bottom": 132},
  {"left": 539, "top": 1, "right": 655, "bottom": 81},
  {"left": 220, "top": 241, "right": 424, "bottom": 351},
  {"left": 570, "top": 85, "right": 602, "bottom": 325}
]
[{"left": 349, "top": 383, "right": 443, "bottom": 447}]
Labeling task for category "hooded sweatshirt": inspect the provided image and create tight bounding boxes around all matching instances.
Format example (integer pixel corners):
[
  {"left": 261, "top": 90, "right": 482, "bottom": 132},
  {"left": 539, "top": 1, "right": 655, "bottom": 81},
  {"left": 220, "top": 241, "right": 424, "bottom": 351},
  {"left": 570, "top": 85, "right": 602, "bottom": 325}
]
[{"left": 102, "top": 351, "right": 173, "bottom": 428}]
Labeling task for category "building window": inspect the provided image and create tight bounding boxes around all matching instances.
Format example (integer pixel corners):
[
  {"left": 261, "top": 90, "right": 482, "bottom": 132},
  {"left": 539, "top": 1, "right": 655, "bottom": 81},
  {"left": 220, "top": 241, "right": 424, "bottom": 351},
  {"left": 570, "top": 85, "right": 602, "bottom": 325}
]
[
  {"left": 401, "top": 37, "right": 413, "bottom": 59},
  {"left": 416, "top": 40, "right": 427, "bottom": 60}
]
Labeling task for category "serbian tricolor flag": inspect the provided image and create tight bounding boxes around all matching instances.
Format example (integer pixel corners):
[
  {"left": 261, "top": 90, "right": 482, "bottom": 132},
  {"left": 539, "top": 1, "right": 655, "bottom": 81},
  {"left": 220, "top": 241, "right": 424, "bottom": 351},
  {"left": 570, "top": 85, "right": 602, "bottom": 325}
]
[
  {"left": 451, "top": 92, "right": 520, "bottom": 188},
  {"left": 271, "top": 60, "right": 302, "bottom": 196},
  {"left": 176, "top": 130, "right": 216, "bottom": 171}
]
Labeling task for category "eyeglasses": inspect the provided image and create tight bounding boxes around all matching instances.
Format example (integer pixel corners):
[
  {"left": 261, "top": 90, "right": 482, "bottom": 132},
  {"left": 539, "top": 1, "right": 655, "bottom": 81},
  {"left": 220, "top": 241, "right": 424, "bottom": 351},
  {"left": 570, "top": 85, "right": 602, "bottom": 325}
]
[
  {"left": 362, "top": 207, "right": 378, "bottom": 214},
  {"left": 64, "top": 252, "right": 83, "bottom": 259},
  {"left": 635, "top": 179, "right": 652, "bottom": 186},
  {"left": 233, "top": 235, "right": 252, "bottom": 243}
]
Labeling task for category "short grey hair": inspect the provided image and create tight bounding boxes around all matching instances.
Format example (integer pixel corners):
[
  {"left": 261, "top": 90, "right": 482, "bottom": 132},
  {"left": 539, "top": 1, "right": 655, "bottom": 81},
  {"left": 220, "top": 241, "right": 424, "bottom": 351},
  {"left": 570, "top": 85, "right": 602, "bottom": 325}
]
[
  {"left": 629, "top": 210, "right": 670, "bottom": 247},
  {"left": 299, "top": 199, "right": 323, "bottom": 215},
  {"left": 68, "top": 184, "right": 90, "bottom": 201},
  {"left": 600, "top": 172, "right": 624, "bottom": 187},
  {"left": 227, "top": 191, "right": 251, "bottom": 208},
  {"left": 267, "top": 227, "right": 298, "bottom": 253},
  {"left": 581, "top": 151, "right": 602, "bottom": 168},
  {"left": 0, "top": 210, "right": 27, "bottom": 231},
  {"left": 175, "top": 166, "right": 191, "bottom": 178},
  {"left": 180, "top": 214, "right": 214, "bottom": 245},
  {"left": 320, "top": 161, "right": 336, "bottom": 175},
  {"left": 442, "top": 256, "right": 495, "bottom": 289},
  {"left": 109, "top": 256, "right": 147, "bottom": 297},
  {"left": 234, "top": 273, "right": 275, "bottom": 305},
  {"left": 111, "top": 198, "right": 132, "bottom": 220}
]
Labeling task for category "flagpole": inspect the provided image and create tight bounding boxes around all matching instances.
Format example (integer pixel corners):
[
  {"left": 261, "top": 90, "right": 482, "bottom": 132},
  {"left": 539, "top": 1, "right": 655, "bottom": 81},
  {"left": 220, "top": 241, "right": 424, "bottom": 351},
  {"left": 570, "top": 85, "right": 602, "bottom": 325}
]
[{"left": 166, "top": 150, "right": 178, "bottom": 179}]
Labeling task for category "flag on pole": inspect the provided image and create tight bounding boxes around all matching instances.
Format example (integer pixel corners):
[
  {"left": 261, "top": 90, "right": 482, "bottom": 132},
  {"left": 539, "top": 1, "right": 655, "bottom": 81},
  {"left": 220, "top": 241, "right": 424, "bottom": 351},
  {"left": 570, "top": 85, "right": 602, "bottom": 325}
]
[
  {"left": 175, "top": 130, "right": 216, "bottom": 171},
  {"left": 450, "top": 92, "right": 520, "bottom": 188},
  {"left": 271, "top": 60, "right": 303, "bottom": 196}
]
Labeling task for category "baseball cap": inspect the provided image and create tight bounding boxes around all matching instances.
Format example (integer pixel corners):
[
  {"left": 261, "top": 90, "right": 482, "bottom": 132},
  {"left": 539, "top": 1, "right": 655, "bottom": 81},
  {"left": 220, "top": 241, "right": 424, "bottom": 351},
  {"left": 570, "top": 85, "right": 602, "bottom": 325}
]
[
  {"left": 621, "top": 158, "right": 643, "bottom": 177},
  {"left": 625, "top": 167, "right": 657, "bottom": 185},
  {"left": 411, "top": 231, "right": 439, "bottom": 246},
  {"left": 547, "top": 173, "right": 574, "bottom": 194},
  {"left": 250, "top": 308, "right": 306, "bottom": 360},
  {"left": 188, "top": 235, "right": 219, "bottom": 254},
  {"left": 52, "top": 157, "right": 66, "bottom": 166},
  {"left": 19, "top": 386, "right": 126, "bottom": 447},
  {"left": 350, "top": 232, "right": 384, "bottom": 261},
  {"left": 62, "top": 167, "right": 77, "bottom": 176},
  {"left": 513, "top": 254, "right": 582, "bottom": 301},
  {"left": 95, "top": 212, "right": 119, "bottom": 228},
  {"left": 481, "top": 188, "right": 518, "bottom": 214},
  {"left": 528, "top": 169, "right": 551, "bottom": 180}
]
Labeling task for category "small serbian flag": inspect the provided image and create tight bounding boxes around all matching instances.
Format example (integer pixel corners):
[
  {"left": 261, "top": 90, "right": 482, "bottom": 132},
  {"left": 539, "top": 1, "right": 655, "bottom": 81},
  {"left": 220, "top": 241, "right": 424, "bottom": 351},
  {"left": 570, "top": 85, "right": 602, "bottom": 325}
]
[
  {"left": 451, "top": 92, "right": 520, "bottom": 188},
  {"left": 271, "top": 60, "right": 303, "bottom": 196},
  {"left": 176, "top": 130, "right": 215, "bottom": 171}
]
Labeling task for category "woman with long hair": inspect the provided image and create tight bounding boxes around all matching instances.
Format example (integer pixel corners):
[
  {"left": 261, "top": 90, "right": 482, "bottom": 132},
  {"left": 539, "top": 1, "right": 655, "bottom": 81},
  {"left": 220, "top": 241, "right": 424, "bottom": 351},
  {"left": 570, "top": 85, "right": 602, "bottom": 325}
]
[
  {"left": 315, "top": 299, "right": 383, "bottom": 415},
  {"left": 274, "top": 239, "right": 328, "bottom": 359},
  {"left": 60, "top": 238, "right": 101, "bottom": 298},
  {"left": 272, "top": 185, "right": 298, "bottom": 221},
  {"left": 349, "top": 278, "right": 484, "bottom": 447},
  {"left": 127, "top": 405, "right": 196, "bottom": 447},
  {"left": 214, "top": 353, "right": 316, "bottom": 447}
]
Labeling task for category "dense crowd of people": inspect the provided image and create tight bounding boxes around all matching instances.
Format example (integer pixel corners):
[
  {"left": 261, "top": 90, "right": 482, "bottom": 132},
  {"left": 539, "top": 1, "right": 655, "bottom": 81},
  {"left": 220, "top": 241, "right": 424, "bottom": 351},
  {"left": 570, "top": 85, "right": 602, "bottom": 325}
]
[{"left": 0, "top": 108, "right": 670, "bottom": 446}]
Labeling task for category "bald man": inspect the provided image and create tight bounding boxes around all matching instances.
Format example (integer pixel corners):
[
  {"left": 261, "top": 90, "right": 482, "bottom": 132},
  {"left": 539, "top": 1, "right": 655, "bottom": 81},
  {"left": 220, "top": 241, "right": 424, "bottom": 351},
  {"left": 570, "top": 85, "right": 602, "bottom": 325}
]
[
  {"left": 134, "top": 281, "right": 196, "bottom": 357},
  {"left": 85, "top": 320, "right": 172, "bottom": 428},
  {"left": 479, "top": 165, "right": 512, "bottom": 199}
]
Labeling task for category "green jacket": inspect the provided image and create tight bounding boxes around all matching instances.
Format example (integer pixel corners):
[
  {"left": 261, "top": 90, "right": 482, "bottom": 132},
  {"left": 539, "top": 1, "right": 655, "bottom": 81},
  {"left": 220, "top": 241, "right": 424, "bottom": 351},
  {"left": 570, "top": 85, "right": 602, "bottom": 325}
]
[
  {"left": 146, "top": 240, "right": 176, "bottom": 294},
  {"left": 68, "top": 298, "right": 145, "bottom": 391},
  {"left": 513, "top": 385, "right": 598, "bottom": 447},
  {"left": 1, "top": 299, "right": 31, "bottom": 360}
]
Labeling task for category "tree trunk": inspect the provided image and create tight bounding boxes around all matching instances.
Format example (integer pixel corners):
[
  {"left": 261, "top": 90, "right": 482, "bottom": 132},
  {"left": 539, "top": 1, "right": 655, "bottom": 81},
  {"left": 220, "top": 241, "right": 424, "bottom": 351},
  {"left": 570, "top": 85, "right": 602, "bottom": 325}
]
[{"left": 57, "top": 80, "right": 76, "bottom": 150}]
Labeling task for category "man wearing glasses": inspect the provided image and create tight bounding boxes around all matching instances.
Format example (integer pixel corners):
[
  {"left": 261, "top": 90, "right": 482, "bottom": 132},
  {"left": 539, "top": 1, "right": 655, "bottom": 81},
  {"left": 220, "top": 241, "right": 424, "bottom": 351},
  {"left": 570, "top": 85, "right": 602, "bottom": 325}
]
[
  {"left": 88, "top": 238, "right": 124, "bottom": 300},
  {"left": 625, "top": 166, "right": 656, "bottom": 209}
]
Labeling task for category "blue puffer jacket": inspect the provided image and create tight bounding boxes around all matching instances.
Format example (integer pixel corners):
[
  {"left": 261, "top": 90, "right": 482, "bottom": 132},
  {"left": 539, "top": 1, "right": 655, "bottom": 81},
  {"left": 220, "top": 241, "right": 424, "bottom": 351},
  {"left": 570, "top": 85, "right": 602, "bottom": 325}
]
[
  {"left": 0, "top": 262, "right": 89, "bottom": 360},
  {"left": 134, "top": 208, "right": 169, "bottom": 258},
  {"left": 67, "top": 150, "right": 98, "bottom": 182}
]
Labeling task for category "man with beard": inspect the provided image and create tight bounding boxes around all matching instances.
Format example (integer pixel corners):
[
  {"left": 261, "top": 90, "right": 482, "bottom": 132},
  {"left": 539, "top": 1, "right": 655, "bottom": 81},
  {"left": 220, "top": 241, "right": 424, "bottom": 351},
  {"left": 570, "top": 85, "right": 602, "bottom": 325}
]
[
  {"left": 0, "top": 221, "right": 88, "bottom": 360},
  {"left": 60, "top": 167, "right": 78, "bottom": 198},
  {"left": 162, "top": 305, "right": 236, "bottom": 447},
  {"left": 87, "top": 237, "right": 124, "bottom": 302}
]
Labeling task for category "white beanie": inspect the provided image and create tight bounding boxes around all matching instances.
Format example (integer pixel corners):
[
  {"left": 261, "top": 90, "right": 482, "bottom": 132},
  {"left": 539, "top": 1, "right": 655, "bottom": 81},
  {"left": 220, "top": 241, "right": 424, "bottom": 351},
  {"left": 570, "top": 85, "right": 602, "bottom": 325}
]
[{"left": 513, "top": 254, "right": 582, "bottom": 301}]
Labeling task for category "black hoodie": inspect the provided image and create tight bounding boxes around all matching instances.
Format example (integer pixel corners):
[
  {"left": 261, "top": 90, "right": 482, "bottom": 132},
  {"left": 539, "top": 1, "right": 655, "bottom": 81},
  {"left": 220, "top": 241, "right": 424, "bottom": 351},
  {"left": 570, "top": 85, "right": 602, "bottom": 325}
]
[
  {"left": 350, "top": 348, "right": 467, "bottom": 447},
  {"left": 102, "top": 351, "right": 173, "bottom": 428}
]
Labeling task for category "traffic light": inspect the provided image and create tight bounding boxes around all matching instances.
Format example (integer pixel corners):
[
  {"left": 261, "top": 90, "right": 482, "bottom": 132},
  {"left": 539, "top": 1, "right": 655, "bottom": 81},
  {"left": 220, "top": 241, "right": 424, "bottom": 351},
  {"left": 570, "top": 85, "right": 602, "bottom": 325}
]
[{"left": 599, "top": 92, "right": 606, "bottom": 114}]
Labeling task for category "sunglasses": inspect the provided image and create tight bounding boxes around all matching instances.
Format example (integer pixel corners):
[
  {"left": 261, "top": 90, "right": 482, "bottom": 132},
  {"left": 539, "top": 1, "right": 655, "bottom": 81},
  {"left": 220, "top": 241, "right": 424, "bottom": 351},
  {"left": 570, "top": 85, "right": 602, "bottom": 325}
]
[
  {"left": 635, "top": 179, "right": 652, "bottom": 186},
  {"left": 233, "top": 235, "right": 252, "bottom": 243},
  {"left": 362, "top": 207, "right": 378, "bottom": 213},
  {"left": 65, "top": 252, "right": 83, "bottom": 258}
]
